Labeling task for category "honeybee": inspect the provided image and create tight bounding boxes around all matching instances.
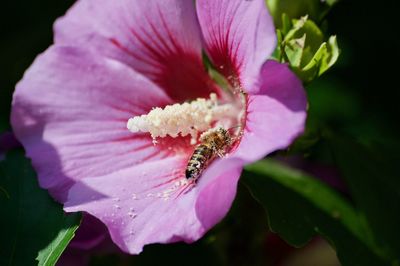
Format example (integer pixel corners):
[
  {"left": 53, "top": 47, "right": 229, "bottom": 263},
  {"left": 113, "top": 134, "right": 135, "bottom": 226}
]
[{"left": 185, "top": 127, "right": 232, "bottom": 181}]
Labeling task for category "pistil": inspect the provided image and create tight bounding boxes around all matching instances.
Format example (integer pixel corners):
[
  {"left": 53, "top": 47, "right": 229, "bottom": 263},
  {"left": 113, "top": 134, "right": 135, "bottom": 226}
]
[{"left": 127, "top": 93, "right": 239, "bottom": 144}]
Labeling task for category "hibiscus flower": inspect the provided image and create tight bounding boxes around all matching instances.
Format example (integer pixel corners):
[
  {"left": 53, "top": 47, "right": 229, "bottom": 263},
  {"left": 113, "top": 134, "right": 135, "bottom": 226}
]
[{"left": 11, "top": 0, "right": 307, "bottom": 254}]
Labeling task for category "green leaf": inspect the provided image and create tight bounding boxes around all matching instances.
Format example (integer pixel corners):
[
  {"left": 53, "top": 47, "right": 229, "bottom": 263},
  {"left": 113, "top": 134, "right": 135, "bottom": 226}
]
[
  {"left": 328, "top": 135, "right": 400, "bottom": 265},
  {"left": 0, "top": 150, "right": 81, "bottom": 266},
  {"left": 36, "top": 224, "right": 81, "bottom": 266},
  {"left": 320, "top": 35, "right": 340, "bottom": 74},
  {"left": 274, "top": 15, "right": 340, "bottom": 83},
  {"left": 267, "top": 0, "right": 322, "bottom": 27},
  {"left": 284, "top": 34, "right": 306, "bottom": 67},
  {"left": 302, "top": 36, "right": 339, "bottom": 74},
  {"left": 243, "top": 159, "right": 390, "bottom": 266},
  {"left": 283, "top": 16, "right": 309, "bottom": 42},
  {"left": 289, "top": 18, "right": 324, "bottom": 67},
  {"left": 299, "top": 41, "right": 328, "bottom": 82},
  {"left": 266, "top": 0, "right": 339, "bottom": 26},
  {"left": 281, "top": 13, "right": 291, "bottom": 35}
]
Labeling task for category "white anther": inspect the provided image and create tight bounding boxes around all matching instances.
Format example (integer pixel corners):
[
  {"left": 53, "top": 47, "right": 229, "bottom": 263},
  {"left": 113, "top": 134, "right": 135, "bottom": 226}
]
[{"left": 127, "top": 93, "right": 236, "bottom": 143}]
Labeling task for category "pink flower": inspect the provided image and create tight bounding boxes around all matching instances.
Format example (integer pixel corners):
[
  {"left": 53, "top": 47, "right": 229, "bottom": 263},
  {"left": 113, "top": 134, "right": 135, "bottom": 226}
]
[{"left": 11, "top": 0, "right": 307, "bottom": 254}]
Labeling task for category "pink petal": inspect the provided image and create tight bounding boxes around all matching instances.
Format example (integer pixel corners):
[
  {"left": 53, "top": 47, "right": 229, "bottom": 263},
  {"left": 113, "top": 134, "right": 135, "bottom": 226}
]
[
  {"left": 55, "top": 0, "right": 216, "bottom": 101},
  {"left": 11, "top": 45, "right": 177, "bottom": 202},
  {"left": 196, "top": 0, "right": 276, "bottom": 93},
  {"left": 233, "top": 60, "right": 307, "bottom": 162},
  {"left": 64, "top": 156, "right": 243, "bottom": 254}
]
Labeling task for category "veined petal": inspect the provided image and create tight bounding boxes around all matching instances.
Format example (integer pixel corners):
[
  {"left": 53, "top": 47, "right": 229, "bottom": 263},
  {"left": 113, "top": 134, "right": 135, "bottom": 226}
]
[
  {"left": 64, "top": 156, "right": 243, "bottom": 254},
  {"left": 234, "top": 60, "right": 307, "bottom": 162},
  {"left": 11, "top": 46, "right": 177, "bottom": 202},
  {"left": 197, "top": 0, "right": 276, "bottom": 93},
  {"left": 55, "top": 0, "right": 216, "bottom": 101}
]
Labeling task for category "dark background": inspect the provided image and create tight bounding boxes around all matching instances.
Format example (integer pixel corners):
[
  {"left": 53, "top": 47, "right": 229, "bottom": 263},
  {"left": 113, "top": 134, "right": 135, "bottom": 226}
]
[{"left": 323, "top": 0, "right": 400, "bottom": 141}]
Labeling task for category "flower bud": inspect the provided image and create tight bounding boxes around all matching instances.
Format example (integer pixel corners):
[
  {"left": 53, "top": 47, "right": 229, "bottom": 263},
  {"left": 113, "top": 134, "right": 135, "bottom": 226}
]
[{"left": 274, "top": 15, "right": 340, "bottom": 83}]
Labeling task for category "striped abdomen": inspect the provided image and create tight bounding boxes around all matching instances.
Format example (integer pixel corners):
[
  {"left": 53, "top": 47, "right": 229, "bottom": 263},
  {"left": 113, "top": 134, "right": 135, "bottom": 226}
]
[{"left": 185, "top": 144, "right": 213, "bottom": 180}]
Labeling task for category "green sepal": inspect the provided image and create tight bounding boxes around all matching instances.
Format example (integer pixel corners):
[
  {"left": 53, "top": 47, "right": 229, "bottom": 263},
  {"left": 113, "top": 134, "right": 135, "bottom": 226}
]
[{"left": 274, "top": 15, "right": 340, "bottom": 83}]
